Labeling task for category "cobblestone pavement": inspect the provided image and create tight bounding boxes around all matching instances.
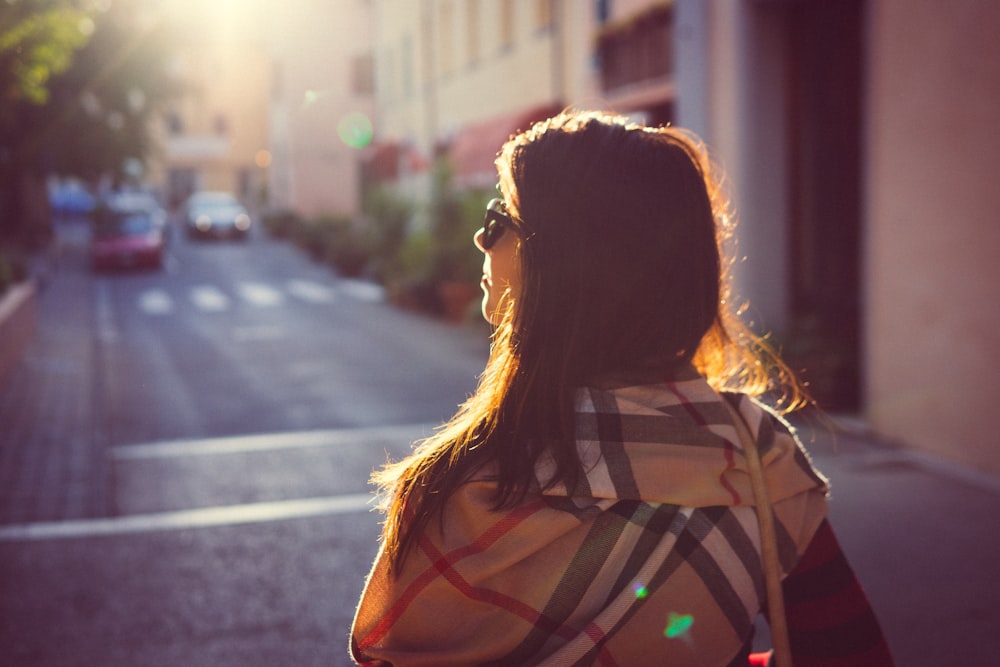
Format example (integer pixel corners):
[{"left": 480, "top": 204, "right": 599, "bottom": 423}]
[{"left": 0, "top": 244, "right": 110, "bottom": 525}]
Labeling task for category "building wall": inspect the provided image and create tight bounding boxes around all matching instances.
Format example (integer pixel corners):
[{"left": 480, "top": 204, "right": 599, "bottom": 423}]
[
  {"left": 151, "top": 0, "right": 272, "bottom": 206},
  {"left": 673, "top": 0, "right": 791, "bottom": 335},
  {"left": 264, "top": 0, "right": 374, "bottom": 217},
  {"left": 372, "top": 0, "right": 568, "bottom": 155},
  {"left": 149, "top": 0, "right": 372, "bottom": 218},
  {"left": 675, "top": 0, "right": 1000, "bottom": 473},
  {"left": 864, "top": 0, "right": 1000, "bottom": 473}
]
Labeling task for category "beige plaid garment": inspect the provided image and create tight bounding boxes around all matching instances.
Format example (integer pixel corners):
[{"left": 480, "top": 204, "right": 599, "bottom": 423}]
[{"left": 351, "top": 365, "right": 829, "bottom": 666}]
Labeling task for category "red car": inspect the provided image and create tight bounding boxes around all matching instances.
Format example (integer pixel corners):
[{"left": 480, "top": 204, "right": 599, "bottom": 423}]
[{"left": 90, "top": 206, "right": 167, "bottom": 271}]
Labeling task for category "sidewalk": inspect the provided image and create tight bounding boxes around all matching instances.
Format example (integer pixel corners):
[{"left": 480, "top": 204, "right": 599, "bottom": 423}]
[
  {"left": 790, "top": 415, "right": 1000, "bottom": 666},
  {"left": 0, "top": 231, "right": 110, "bottom": 525}
]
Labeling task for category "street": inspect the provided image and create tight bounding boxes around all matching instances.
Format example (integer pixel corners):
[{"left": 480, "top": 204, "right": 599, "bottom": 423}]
[
  {"left": 1, "top": 215, "right": 998, "bottom": 666},
  {"left": 0, "top": 215, "right": 489, "bottom": 666}
]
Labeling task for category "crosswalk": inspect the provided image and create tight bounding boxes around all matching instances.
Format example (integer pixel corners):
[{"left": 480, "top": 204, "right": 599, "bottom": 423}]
[{"left": 134, "top": 279, "right": 384, "bottom": 316}]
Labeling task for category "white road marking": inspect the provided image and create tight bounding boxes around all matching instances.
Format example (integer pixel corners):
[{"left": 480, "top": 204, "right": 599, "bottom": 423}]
[
  {"left": 190, "top": 285, "right": 229, "bottom": 311},
  {"left": 133, "top": 279, "right": 386, "bottom": 317},
  {"left": 287, "top": 279, "right": 337, "bottom": 303},
  {"left": 138, "top": 288, "right": 173, "bottom": 315},
  {"left": 95, "top": 281, "right": 120, "bottom": 342},
  {"left": 338, "top": 279, "right": 386, "bottom": 303},
  {"left": 238, "top": 282, "right": 284, "bottom": 307},
  {"left": 111, "top": 423, "right": 434, "bottom": 460},
  {"left": 0, "top": 494, "right": 375, "bottom": 542}
]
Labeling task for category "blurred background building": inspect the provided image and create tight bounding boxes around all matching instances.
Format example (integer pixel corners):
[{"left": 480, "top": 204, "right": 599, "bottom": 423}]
[
  {"left": 148, "top": 0, "right": 373, "bottom": 217},
  {"left": 141, "top": 0, "right": 998, "bottom": 474},
  {"left": 364, "top": 0, "right": 999, "bottom": 475}
]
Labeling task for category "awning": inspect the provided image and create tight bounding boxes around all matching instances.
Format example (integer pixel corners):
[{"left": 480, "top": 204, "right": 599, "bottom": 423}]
[
  {"left": 448, "top": 103, "right": 563, "bottom": 188},
  {"left": 362, "top": 141, "right": 432, "bottom": 184}
]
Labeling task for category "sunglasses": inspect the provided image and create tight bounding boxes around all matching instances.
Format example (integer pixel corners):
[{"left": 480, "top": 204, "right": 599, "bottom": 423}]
[{"left": 481, "top": 198, "right": 513, "bottom": 250}]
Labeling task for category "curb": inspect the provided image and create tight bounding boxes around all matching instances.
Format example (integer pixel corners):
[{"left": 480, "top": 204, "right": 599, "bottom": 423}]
[{"left": 0, "top": 281, "right": 37, "bottom": 389}]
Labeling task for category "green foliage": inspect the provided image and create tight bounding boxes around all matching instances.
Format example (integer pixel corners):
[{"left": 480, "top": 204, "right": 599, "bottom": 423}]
[
  {"left": 362, "top": 185, "right": 412, "bottom": 283},
  {"left": 2, "top": 0, "right": 183, "bottom": 177},
  {"left": 0, "top": 1, "right": 90, "bottom": 107},
  {"left": 427, "top": 160, "right": 488, "bottom": 284},
  {"left": 264, "top": 209, "right": 372, "bottom": 278},
  {"left": 1, "top": 0, "right": 185, "bottom": 245},
  {"left": 261, "top": 209, "right": 301, "bottom": 239}
]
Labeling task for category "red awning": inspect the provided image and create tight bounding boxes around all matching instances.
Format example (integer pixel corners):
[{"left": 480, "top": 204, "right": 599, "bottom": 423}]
[{"left": 449, "top": 103, "right": 563, "bottom": 187}]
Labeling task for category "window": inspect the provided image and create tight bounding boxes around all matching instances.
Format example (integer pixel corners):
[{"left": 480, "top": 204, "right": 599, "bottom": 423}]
[
  {"left": 467, "top": 0, "right": 481, "bottom": 65},
  {"left": 499, "top": 0, "right": 514, "bottom": 50},
  {"left": 597, "top": 4, "right": 673, "bottom": 92},
  {"left": 352, "top": 53, "right": 374, "bottom": 95},
  {"left": 536, "top": 0, "right": 552, "bottom": 31},
  {"left": 439, "top": 0, "right": 455, "bottom": 77},
  {"left": 213, "top": 114, "right": 228, "bottom": 136},
  {"left": 164, "top": 112, "right": 183, "bottom": 135},
  {"left": 401, "top": 34, "right": 414, "bottom": 97}
]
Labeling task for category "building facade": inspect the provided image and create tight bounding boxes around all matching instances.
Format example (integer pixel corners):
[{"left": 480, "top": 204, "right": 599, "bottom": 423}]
[
  {"left": 371, "top": 0, "right": 1000, "bottom": 475},
  {"left": 369, "top": 0, "right": 675, "bottom": 213},
  {"left": 148, "top": 0, "right": 373, "bottom": 218},
  {"left": 674, "top": 0, "right": 1000, "bottom": 474}
]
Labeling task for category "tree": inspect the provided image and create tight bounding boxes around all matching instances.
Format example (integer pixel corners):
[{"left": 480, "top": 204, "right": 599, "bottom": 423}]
[
  {"left": 1, "top": 0, "right": 184, "bottom": 247},
  {"left": 0, "top": 0, "right": 91, "bottom": 246}
]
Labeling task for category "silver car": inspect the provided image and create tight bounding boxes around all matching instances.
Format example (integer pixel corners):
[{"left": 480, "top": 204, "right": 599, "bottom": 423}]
[{"left": 185, "top": 191, "right": 252, "bottom": 240}]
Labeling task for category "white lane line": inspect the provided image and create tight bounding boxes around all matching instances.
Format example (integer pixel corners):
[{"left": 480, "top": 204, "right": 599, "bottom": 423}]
[
  {"left": 190, "top": 285, "right": 229, "bottom": 311},
  {"left": 338, "top": 279, "right": 386, "bottom": 303},
  {"left": 138, "top": 288, "right": 173, "bottom": 315},
  {"left": 287, "top": 279, "right": 337, "bottom": 304},
  {"left": 111, "top": 423, "right": 435, "bottom": 461},
  {"left": 0, "top": 494, "right": 375, "bottom": 542},
  {"left": 238, "top": 282, "right": 285, "bottom": 307},
  {"left": 95, "top": 281, "right": 120, "bottom": 342}
]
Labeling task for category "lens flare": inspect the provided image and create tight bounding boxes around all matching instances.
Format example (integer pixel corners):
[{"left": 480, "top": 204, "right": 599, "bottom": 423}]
[
  {"left": 664, "top": 612, "right": 694, "bottom": 638},
  {"left": 302, "top": 89, "right": 328, "bottom": 108},
  {"left": 337, "top": 112, "right": 373, "bottom": 148},
  {"left": 633, "top": 582, "right": 648, "bottom": 599}
]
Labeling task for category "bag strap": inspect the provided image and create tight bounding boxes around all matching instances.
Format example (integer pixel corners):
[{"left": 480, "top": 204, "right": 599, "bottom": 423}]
[{"left": 724, "top": 396, "right": 793, "bottom": 667}]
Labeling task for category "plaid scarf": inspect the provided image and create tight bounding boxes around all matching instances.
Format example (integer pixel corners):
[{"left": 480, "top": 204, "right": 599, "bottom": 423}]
[{"left": 351, "top": 367, "right": 829, "bottom": 666}]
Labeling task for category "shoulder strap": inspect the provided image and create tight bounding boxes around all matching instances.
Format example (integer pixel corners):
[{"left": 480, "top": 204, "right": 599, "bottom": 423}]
[{"left": 724, "top": 396, "right": 794, "bottom": 667}]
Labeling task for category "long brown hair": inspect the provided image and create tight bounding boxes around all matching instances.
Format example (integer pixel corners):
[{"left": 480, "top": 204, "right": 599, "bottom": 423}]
[{"left": 373, "top": 110, "right": 805, "bottom": 569}]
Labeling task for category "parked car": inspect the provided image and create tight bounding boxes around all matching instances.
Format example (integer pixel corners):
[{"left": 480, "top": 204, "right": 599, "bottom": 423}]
[
  {"left": 105, "top": 191, "right": 168, "bottom": 230},
  {"left": 49, "top": 180, "right": 96, "bottom": 215},
  {"left": 184, "top": 191, "right": 252, "bottom": 240},
  {"left": 90, "top": 204, "right": 167, "bottom": 271}
]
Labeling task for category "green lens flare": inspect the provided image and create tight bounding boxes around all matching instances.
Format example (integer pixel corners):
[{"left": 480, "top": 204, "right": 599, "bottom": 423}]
[
  {"left": 338, "top": 112, "right": 373, "bottom": 148},
  {"left": 664, "top": 612, "right": 694, "bottom": 638}
]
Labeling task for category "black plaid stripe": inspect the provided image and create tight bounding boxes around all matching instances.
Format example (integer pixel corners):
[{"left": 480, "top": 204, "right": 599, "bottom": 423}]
[
  {"left": 604, "top": 502, "right": 685, "bottom": 606},
  {"left": 774, "top": 510, "right": 802, "bottom": 574},
  {"left": 578, "top": 405, "right": 734, "bottom": 449},
  {"left": 590, "top": 388, "right": 642, "bottom": 498},
  {"left": 570, "top": 506, "right": 760, "bottom": 665},
  {"left": 677, "top": 509, "right": 760, "bottom": 639},
  {"left": 570, "top": 506, "right": 696, "bottom": 667},
  {"left": 489, "top": 501, "right": 680, "bottom": 665},
  {"left": 701, "top": 506, "right": 766, "bottom": 603}
]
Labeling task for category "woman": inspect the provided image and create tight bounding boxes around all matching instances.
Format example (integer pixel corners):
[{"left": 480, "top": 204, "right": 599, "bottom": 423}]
[{"left": 351, "top": 111, "right": 892, "bottom": 666}]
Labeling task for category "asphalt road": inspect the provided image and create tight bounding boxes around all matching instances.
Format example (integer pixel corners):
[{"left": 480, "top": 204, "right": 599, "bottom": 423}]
[{"left": 1, "top": 213, "right": 998, "bottom": 666}]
